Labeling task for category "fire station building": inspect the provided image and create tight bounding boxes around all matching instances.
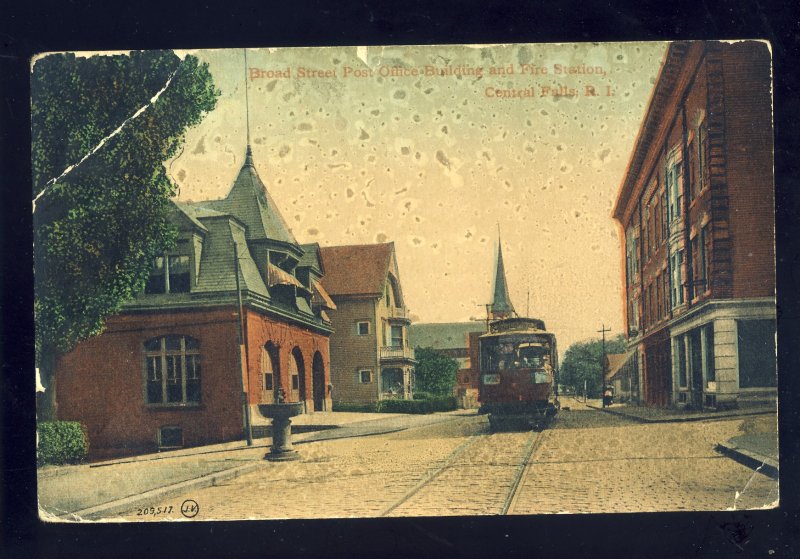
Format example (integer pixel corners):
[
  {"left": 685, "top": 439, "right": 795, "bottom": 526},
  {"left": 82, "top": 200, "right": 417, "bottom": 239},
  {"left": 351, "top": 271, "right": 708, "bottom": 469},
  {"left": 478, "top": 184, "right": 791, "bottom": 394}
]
[{"left": 54, "top": 146, "right": 335, "bottom": 458}]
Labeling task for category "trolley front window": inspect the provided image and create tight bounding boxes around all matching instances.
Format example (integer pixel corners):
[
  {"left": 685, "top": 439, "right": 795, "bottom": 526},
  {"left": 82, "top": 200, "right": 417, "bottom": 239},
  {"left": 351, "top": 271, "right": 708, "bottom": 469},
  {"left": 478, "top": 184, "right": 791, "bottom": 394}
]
[{"left": 481, "top": 335, "right": 552, "bottom": 372}]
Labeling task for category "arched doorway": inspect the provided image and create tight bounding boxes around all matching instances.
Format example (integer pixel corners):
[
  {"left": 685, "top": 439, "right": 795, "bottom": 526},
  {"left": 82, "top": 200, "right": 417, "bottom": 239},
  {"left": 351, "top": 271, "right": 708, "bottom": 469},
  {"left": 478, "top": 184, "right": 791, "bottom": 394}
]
[
  {"left": 312, "top": 351, "right": 325, "bottom": 411},
  {"left": 289, "top": 347, "right": 306, "bottom": 412}
]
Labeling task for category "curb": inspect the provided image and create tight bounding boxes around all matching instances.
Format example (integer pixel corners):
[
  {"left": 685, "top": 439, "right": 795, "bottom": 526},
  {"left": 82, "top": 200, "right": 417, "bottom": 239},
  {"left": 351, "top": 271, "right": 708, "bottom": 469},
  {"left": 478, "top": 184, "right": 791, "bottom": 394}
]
[
  {"left": 587, "top": 404, "right": 775, "bottom": 424},
  {"left": 715, "top": 442, "right": 779, "bottom": 479},
  {"left": 49, "top": 461, "right": 263, "bottom": 521}
]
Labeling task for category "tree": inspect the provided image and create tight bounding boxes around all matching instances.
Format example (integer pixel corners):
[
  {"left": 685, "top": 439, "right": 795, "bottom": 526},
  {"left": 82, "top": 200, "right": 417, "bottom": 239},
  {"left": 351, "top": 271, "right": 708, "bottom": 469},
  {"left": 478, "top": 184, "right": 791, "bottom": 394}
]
[
  {"left": 33, "top": 51, "right": 219, "bottom": 419},
  {"left": 414, "top": 347, "right": 459, "bottom": 396},
  {"left": 559, "top": 335, "right": 626, "bottom": 398}
]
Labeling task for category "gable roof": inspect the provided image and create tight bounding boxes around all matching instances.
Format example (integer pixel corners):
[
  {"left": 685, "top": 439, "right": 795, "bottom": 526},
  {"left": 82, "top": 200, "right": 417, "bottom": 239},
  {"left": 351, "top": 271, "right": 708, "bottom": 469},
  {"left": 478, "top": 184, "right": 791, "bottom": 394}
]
[
  {"left": 201, "top": 146, "right": 298, "bottom": 246},
  {"left": 409, "top": 322, "right": 486, "bottom": 350},
  {"left": 605, "top": 353, "right": 629, "bottom": 381},
  {"left": 318, "top": 242, "right": 394, "bottom": 297}
]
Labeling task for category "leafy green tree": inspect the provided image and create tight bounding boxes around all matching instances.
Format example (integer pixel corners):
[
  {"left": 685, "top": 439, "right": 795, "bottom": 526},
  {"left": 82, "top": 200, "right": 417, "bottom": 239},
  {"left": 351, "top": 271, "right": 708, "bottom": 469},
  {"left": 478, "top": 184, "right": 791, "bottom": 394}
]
[
  {"left": 33, "top": 51, "right": 219, "bottom": 419},
  {"left": 559, "top": 335, "right": 626, "bottom": 398},
  {"left": 414, "top": 347, "right": 459, "bottom": 396}
]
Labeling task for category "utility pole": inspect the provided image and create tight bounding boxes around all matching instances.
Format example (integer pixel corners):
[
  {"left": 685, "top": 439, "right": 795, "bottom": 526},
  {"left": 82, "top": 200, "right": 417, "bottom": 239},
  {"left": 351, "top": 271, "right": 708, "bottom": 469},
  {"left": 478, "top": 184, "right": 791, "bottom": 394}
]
[
  {"left": 597, "top": 324, "right": 611, "bottom": 407},
  {"left": 234, "top": 242, "right": 253, "bottom": 446}
]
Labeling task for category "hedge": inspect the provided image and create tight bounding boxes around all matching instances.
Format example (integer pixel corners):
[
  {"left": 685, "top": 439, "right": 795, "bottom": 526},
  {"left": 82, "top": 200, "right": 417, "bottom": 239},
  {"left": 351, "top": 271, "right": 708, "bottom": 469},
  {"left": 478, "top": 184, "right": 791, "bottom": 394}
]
[
  {"left": 37, "top": 421, "right": 89, "bottom": 466},
  {"left": 331, "top": 402, "right": 378, "bottom": 413},
  {"left": 377, "top": 396, "right": 457, "bottom": 414}
]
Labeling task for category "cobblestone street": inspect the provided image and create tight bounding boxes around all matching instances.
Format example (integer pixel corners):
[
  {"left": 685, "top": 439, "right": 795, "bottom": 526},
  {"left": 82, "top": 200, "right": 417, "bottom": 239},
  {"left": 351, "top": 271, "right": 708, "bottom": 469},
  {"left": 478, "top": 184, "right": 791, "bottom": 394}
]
[{"left": 116, "top": 402, "right": 777, "bottom": 521}]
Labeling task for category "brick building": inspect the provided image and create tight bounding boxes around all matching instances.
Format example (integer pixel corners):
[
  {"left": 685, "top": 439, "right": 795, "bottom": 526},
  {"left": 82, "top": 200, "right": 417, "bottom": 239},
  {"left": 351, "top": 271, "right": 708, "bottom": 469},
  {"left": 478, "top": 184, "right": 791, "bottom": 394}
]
[
  {"left": 612, "top": 41, "right": 776, "bottom": 409},
  {"left": 319, "top": 243, "right": 416, "bottom": 405},
  {"left": 55, "top": 146, "right": 335, "bottom": 458}
]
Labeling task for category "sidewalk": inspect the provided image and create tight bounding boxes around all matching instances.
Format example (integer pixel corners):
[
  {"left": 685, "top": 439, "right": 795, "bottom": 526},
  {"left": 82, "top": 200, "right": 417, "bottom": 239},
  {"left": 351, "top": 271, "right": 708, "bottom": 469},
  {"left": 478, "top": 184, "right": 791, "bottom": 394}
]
[
  {"left": 38, "top": 410, "right": 469, "bottom": 520},
  {"left": 580, "top": 399, "right": 779, "bottom": 479},
  {"left": 586, "top": 401, "right": 776, "bottom": 423},
  {"left": 716, "top": 432, "right": 779, "bottom": 479}
]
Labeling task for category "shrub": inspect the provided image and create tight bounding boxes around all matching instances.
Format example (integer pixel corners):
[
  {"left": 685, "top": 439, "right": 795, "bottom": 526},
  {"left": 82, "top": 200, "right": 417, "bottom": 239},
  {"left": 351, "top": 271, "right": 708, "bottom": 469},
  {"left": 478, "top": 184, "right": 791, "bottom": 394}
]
[
  {"left": 37, "top": 421, "right": 88, "bottom": 466},
  {"left": 412, "top": 391, "right": 434, "bottom": 401},
  {"left": 377, "top": 396, "right": 458, "bottom": 414}
]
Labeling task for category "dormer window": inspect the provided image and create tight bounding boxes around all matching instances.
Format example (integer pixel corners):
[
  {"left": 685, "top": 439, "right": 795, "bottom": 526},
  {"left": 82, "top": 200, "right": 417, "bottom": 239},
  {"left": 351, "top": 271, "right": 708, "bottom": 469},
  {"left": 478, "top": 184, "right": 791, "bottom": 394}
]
[{"left": 145, "top": 254, "right": 191, "bottom": 294}]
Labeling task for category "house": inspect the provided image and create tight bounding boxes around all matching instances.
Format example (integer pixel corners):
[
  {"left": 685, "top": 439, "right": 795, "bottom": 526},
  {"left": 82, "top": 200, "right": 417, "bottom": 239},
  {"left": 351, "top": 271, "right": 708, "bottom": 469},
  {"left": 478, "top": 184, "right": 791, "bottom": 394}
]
[
  {"left": 54, "top": 146, "right": 336, "bottom": 458},
  {"left": 318, "top": 243, "right": 416, "bottom": 405},
  {"left": 409, "top": 322, "right": 486, "bottom": 408},
  {"left": 604, "top": 353, "right": 635, "bottom": 403},
  {"left": 612, "top": 41, "right": 776, "bottom": 409}
]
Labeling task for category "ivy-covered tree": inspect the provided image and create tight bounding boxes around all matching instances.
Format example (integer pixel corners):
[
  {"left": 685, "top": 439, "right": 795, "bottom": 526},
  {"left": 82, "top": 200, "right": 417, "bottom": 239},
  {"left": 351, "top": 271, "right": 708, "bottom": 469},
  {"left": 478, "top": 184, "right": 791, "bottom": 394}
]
[
  {"left": 33, "top": 51, "right": 219, "bottom": 419},
  {"left": 559, "top": 335, "right": 626, "bottom": 398},
  {"left": 414, "top": 347, "right": 459, "bottom": 396}
]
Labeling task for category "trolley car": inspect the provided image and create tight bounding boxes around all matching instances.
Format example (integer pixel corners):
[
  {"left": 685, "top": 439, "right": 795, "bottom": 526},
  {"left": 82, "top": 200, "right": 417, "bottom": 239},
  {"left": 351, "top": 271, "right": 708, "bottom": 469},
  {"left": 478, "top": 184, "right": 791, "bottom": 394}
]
[{"left": 478, "top": 317, "right": 559, "bottom": 431}]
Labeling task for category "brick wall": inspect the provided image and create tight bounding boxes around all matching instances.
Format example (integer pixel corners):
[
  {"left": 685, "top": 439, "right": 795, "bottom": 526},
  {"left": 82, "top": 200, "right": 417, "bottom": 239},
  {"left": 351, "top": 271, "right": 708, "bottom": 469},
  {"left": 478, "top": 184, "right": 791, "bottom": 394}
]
[
  {"left": 722, "top": 42, "right": 775, "bottom": 299},
  {"left": 56, "top": 308, "right": 243, "bottom": 457},
  {"left": 244, "top": 309, "right": 331, "bottom": 411}
]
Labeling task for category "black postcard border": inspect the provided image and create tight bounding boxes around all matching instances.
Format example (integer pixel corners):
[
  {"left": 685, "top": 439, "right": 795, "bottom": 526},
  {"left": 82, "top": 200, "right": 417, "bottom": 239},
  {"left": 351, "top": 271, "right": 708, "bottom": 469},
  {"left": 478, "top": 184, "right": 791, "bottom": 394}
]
[{"left": 2, "top": 1, "right": 799, "bottom": 558}]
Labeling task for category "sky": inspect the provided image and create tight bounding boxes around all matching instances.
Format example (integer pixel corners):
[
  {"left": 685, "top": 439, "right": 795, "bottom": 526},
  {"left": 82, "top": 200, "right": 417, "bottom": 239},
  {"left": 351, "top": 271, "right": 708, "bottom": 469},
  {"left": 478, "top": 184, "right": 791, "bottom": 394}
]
[{"left": 166, "top": 43, "right": 668, "bottom": 351}]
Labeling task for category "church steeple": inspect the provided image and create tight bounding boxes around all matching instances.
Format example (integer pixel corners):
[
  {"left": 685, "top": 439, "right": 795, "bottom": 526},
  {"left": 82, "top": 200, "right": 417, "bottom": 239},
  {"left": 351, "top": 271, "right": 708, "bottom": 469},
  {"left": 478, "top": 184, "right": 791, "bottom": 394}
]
[{"left": 489, "top": 234, "right": 515, "bottom": 320}]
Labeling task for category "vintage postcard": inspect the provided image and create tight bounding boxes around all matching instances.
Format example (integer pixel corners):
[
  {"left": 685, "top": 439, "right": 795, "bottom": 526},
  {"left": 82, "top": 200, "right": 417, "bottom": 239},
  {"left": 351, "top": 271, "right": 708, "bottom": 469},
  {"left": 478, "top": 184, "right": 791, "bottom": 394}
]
[{"left": 33, "top": 41, "right": 778, "bottom": 521}]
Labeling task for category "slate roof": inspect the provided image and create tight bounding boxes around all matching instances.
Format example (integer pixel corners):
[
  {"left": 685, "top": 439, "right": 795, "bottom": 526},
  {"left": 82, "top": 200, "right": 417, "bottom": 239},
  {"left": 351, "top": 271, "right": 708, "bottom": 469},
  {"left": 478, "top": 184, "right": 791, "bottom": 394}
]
[
  {"left": 318, "top": 243, "right": 394, "bottom": 297},
  {"left": 201, "top": 146, "right": 298, "bottom": 246},
  {"left": 299, "top": 243, "right": 324, "bottom": 275},
  {"left": 409, "top": 322, "right": 487, "bottom": 350},
  {"left": 192, "top": 216, "right": 269, "bottom": 298}
]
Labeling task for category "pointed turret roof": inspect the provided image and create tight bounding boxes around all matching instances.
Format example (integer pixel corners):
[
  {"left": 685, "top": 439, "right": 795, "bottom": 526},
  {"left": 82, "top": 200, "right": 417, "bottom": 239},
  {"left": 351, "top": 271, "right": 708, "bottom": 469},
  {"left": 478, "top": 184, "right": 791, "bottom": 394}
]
[
  {"left": 205, "top": 145, "right": 298, "bottom": 246},
  {"left": 489, "top": 238, "right": 515, "bottom": 316}
]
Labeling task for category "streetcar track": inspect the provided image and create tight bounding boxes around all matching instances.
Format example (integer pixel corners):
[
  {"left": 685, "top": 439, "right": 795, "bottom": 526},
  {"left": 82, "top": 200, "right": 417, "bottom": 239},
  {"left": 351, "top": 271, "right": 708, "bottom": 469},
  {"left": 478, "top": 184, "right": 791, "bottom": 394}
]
[
  {"left": 379, "top": 434, "right": 481, "bottom": 516},
  {"left": 502, "top": 431, "right": 547, "bottom": 515},
  {"left": 379, "top": 428, "right": 547, "bottom": 517}
]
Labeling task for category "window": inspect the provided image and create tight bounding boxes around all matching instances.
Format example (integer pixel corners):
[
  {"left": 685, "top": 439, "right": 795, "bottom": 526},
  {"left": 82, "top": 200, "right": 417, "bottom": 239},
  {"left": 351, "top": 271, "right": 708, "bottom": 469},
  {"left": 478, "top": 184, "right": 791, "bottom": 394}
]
[
  {"left": 737, "top": 320, "right": 777, "bottom": 388},
  {"left": 625, "top": 226, "right": 639, "bottom": 285},
  {"left": 677, "top": 337, "right": 687, "bottom": 388},
  {"left": 158, "top": 426, "right": 183, "bottom": 449},
  {"left": 670, "top": 251, "right": 684, "bottom": 308},
  {"left": 144, "top": 335, "right": 200, "bottom": 405},
  {"left": 656, "top": 275, "right": 663, "bottom": 320},
  {"left": 357, "top": 321, "right": 370, "bottom": 336},
  {"left": 665, "top": 148, "right": 683, "bottom": 223},
  {"left": 643, "top": 203, "right": 650, "bottom": 260},
  {"left": 697, "top": 121, "right": 708, "bottom": 193},
  {"left": 704, "top": 325, "right": 715, "bottom": 382},
  {"left": 391, "top": 325, "right": 403, "bottom": 348},
  {"left": 359, "top": 369, "right": 373, "bottom": 383},
  {"left": 145, "top": 254, "right": 191, "bottom": 294},
  {"left": 261, "top": 346, "right": 277, "bottom": 394}
]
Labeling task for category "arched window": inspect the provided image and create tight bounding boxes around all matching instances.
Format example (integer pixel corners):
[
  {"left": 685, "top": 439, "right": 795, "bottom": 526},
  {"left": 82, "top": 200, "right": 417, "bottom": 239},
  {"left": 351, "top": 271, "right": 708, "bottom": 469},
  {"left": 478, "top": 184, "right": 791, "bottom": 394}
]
[
  {"left": 261, "top": 343, "right": 279, "bottom": 397},
  {"left": 144, "top": 335, "right": 200, "bottom": 405}
]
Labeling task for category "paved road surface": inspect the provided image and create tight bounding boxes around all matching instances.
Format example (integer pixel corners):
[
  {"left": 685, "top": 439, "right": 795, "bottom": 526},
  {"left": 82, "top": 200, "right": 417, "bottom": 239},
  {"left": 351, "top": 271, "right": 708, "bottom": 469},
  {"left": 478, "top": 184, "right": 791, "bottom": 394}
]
[{"left": 113, "top": 401, "right": 777, "bottom": 520}]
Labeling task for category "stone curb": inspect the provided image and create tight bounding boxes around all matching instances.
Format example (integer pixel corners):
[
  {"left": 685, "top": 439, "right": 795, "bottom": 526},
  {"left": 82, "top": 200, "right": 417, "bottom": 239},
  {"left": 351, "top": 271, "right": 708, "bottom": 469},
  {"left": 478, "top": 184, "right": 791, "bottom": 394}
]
[
  {"left": 715, "top": 442, "right": 779, "bottom": 479},
  {"left": 48, "top": 461, "right": 263, "bottom": 522},
  {"left": 587, "top": 404, "right": 775, "bottom": 424}
]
